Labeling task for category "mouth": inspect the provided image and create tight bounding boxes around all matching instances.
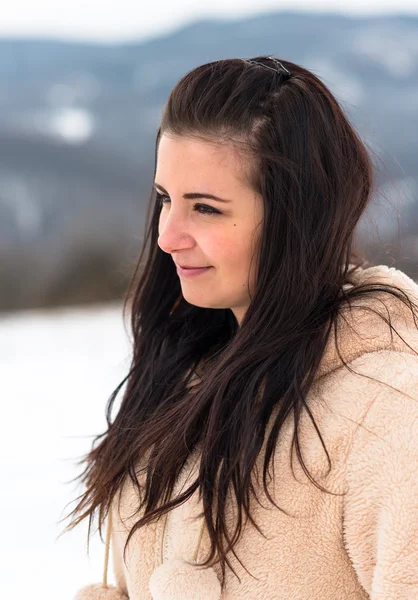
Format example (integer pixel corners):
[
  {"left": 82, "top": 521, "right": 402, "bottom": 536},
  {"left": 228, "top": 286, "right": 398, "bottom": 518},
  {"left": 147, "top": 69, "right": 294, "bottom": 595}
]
[{"left": 176, "top": 265, "right": 213, "bottom": 277}]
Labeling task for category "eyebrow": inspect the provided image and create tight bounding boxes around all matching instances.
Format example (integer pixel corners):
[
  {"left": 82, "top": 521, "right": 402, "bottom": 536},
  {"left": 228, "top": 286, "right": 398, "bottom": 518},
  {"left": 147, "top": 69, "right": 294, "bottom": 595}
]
[{"left": 153, "top": 183, "right": 231, "bottom": 204}]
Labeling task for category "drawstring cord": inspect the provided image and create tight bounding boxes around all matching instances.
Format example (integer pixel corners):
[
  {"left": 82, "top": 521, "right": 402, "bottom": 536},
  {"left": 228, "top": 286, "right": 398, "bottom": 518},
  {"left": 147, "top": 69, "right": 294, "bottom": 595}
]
[{"left": 103, "top": 508, "right": 112, "bottom": 588}]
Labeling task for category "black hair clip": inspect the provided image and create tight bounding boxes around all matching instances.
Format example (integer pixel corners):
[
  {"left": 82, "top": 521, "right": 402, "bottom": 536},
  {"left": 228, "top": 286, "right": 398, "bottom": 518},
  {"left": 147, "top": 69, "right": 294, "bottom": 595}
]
[{"left": 243, "top": 57, "right": 291, "bottom": 78}]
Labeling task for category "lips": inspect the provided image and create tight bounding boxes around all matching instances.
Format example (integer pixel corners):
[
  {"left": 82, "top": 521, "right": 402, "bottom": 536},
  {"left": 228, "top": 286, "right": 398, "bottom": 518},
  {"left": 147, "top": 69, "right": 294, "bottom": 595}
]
[
  {"left": 175, "top": 264, "right": 212, "bottom": 277},
  {"left": 176, "top": 262, "right": 211, "bottom": 269}
]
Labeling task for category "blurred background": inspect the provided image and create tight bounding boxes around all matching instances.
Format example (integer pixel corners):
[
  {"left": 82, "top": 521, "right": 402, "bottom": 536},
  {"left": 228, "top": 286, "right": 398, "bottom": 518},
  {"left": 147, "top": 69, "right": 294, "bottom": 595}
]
[{"left": 0, "top": 1, "right": 417, "bottom": 599}]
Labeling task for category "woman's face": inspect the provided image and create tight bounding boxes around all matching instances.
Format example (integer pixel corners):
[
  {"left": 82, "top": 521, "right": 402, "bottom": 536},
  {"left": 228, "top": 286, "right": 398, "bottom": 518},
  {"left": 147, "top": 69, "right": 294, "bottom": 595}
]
[{"left": 156, "top": 133, "right": 263, "bottom": 325}]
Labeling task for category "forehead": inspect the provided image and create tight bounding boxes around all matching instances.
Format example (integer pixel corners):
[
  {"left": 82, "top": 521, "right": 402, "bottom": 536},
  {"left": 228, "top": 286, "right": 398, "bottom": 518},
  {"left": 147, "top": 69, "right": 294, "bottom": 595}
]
[{"left": 156, "top": 133, "right": 252, "bottom": 190}]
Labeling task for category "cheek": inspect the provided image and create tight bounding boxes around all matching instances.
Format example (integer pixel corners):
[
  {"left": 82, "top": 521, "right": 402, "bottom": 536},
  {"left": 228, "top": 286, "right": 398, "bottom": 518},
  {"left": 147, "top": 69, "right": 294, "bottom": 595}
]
[{"left": 211, "top": 238, "right": 252, "bottom": 272}]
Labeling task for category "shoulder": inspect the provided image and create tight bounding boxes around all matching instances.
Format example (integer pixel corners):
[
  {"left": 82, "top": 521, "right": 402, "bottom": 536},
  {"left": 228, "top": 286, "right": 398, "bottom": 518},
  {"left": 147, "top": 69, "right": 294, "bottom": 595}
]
[
  {"left": 318, "top": 264, "right": 418, "bottom": 439},
  {"left": 293, "top": 348, "right": 418, "bottom": 478},
  {"left": 341, "top": 349, "right": 418, "bottom": 440},
  {"left": 313, "top": 349, "right": 418, "bottom": 445},
  {"left": 339, "top": 349, "right": 418, "bottom": 471}
]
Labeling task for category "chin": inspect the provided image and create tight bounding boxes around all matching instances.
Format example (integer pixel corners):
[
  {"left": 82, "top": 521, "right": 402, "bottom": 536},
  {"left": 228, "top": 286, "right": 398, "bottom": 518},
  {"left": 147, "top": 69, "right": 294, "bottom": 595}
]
[{"left": 182, "top": 295, "right": 228, "bottom": 311}]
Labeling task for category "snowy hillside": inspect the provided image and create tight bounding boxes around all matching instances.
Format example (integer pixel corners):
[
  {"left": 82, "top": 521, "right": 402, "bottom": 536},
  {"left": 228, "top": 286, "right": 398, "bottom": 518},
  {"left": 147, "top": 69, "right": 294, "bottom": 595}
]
[{"left": 0, "top": 303, "right": 132, "bottom": 599}]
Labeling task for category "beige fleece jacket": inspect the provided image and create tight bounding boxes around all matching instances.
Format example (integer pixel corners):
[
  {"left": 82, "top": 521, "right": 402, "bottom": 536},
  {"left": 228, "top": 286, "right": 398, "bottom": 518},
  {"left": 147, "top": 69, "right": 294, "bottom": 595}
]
[{"left": 89, "top": 265, "right": 418, "bottom": 600}]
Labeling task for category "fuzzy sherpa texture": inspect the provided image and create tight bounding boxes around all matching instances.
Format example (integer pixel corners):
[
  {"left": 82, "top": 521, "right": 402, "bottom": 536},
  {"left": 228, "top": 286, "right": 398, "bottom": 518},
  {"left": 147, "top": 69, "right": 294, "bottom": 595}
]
[
  {"left": 148, "top": 557, "right": 221, "bottom": 600},
  {"left": 84, "top": 265, "right": 418, "bottom": 600},
  {"left": 73, "top": 584, "right": 128, "bottom": 600}
]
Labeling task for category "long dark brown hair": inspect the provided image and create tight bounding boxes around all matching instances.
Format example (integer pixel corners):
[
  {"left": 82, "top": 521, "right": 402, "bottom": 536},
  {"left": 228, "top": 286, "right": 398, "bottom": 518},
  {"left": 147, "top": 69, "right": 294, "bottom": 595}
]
[{"left": 62, "top": 56, "right": 418, "bottom": 586}]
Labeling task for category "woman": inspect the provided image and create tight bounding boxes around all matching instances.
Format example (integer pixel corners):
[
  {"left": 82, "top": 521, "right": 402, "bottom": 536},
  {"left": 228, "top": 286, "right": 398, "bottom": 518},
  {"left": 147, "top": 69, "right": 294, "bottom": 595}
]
[{"left": 66, "top": 56, "right": 418, "bottom": 599}]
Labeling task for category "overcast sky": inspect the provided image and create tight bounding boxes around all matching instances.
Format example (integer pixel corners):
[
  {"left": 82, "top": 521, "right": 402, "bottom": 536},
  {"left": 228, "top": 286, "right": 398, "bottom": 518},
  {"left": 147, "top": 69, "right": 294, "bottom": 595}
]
[{"left": 1, "top": 0, "right": 417, "bottom": 43}]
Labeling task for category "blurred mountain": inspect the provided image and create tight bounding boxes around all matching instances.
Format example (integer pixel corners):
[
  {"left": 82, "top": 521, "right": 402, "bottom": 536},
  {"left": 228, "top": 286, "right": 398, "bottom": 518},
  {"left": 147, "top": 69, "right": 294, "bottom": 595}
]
[{"left": 0, "top": 11, "right": 418, "bottom": 310}]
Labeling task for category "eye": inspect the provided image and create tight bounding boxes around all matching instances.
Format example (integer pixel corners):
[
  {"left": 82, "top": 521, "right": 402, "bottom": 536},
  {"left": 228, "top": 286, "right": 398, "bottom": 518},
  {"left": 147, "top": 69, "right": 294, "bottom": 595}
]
[
  {"left": 193, "top": 203, "right": 221, "bottom": 216},
  {"left": 157, "top": 192, "right": 170, "bottom": 206},
  {"left": 156, "top": 192, "right": 221, "bottom": 216}
]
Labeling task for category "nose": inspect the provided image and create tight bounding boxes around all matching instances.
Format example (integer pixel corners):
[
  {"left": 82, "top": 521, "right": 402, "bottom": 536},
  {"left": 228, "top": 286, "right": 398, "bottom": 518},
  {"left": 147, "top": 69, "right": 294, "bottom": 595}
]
[{"left": 157, "top": 209, "right": 195, "bottom": 255}]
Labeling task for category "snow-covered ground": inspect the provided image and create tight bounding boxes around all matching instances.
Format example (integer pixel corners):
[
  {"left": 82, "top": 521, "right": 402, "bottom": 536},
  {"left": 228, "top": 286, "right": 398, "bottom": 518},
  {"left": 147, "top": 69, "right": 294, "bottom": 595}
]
[{"left": 0, "top": 302, "right": 133, "bottom": 599}]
